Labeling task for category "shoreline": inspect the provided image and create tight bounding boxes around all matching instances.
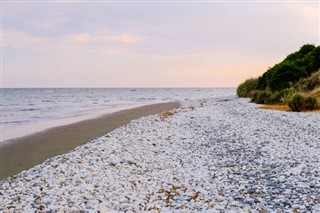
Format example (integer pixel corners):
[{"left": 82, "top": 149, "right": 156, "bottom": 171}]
[
  {"left": 0, "top": 102, "right": 180, "bottom": 180},
  {"left": 1, "top": 98, "right": 319, "bottom": 211},
  {"left": 1, "top": 103, "right": 147, "bottom": 142}
]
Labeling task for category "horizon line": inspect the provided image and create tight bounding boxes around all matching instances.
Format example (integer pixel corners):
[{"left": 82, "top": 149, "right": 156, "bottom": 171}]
[{"left": 0, "top": 86, "right": 236, "bottom": 89}]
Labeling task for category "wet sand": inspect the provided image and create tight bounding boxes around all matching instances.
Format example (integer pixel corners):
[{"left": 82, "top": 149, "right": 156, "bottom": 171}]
[{"left": 0, "top": 102, "right": 180, "bottom": 180}]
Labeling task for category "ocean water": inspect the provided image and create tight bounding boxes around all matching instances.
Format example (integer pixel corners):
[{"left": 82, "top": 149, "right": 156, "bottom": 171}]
[{"left": 1, "top": 88, "right": 235, "bottom": 142}]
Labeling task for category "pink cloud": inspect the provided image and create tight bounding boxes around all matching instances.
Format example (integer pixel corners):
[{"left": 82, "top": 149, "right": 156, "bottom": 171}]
[
  {"left": 70, "top": 33, "right": 93, "bottom": 42},
  {"left": 67, "top": 33, "right": 144, "bottom": 44},
  {"left": 115, "top": 34, "right": 143, "bottom": 43},
  {"left": 3, "top": 29, "right": 140, "bottom": 55},
  {"left": 98, "top": 34, "right": 144, "bottom": 43}
]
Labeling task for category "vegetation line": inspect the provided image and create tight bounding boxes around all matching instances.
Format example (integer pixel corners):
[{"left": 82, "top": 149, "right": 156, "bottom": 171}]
[{"left": 237, "top": 44, "right": 320, "bottom": 112}]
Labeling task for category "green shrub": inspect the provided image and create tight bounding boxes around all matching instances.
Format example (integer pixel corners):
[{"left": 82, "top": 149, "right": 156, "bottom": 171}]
[
  {"left": 279, "top": 88, "right": 295, "bottom": 104},
  {"left": 294, "top": 70, "right": 320, "bottom": 92},
  {"left": 267, "top": 91, "right": 284, "bottom": 104},
  {"left": 238, "top": 44, "right": 320, "bottom": 110},
  {"left": 304, "top": 96, "right": 318, "bottom": 110},
  {"left": 251, "top": 90, "right": 282, "bottom": 104},
  {"left": 250, "top": 90, "right": 259, "bottom": 103},
  {"left": 288, "top": 93, "right": 318, "bottom": 111},
  {"left": 237, "top": 78, "right": 258, "bottom": 97},
  {"left": 267, "top": 62, "right": 304, "bottom": 91},
  {"left": 256, "top": 44, "right": 320, "bottom": 91},
  {"left": 255, "top": 91, "right": 268, "bottom": 104},
  {"left": 288, "top": 93, "right": 305, "bottom": 112}
]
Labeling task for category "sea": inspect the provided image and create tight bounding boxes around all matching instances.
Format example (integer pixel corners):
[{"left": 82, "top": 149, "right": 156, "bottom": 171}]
[{"left": 1, "top": 88, "right": 236, "bottom": 143}]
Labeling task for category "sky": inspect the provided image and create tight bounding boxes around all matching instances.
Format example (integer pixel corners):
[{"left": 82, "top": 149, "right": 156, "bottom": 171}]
[{"left": 1, "top": 1, "right": 319, "bottom": 88}]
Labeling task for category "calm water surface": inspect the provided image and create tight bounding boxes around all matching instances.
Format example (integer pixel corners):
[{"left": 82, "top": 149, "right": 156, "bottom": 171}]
[{"left": 1, "top": 88, "right": 235, "bottom": 142}]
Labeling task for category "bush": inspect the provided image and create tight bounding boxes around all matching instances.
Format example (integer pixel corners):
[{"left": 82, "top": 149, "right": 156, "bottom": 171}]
[
  {"left": 251, "top": 90, "right": 282, "bottom": 104},
  {"left": 288, "top": 93, "right": 318, "bottom": 111},
  {"left": 304, "top": 97, "right": 318, "bottom": 110},
  {"left": 267, "top": 91, "right": 283, "bottom": 104},
  {"left": 279, "top": 88, "right": 295, "bottom": 104},
  {"left": 237, "top": 78, "right": 258, "bottom": 97},
  {"left": 255, "top": 91, "right": 269, "bottom": 104},
  {"left": 288, "top": 93, "right": 305, "bottom": 112},
  {"left": 250, "top": 90, "right": 259, "bottom": 103},
  {"left": 257, "top": 44, "right": 320, "bottom": 91},
  {"left": 294, "top": 70, "right": 320, "bottom": 92},
  {"left": 267, "top": 62, "right": 304, "bottom": 91}
]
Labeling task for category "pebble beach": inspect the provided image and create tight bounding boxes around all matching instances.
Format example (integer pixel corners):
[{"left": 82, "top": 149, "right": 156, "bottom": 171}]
[{"left": 1, "top": 97, "right": 320, "bottom": 212}]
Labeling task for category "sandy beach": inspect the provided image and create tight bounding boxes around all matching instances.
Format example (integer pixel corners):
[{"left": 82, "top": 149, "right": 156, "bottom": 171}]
[
  {"left": 0, "top": 102, "right": 180, "bottom": 180},
  {"left": 1, "top": 97, "right": 319, "bottom": 212}
]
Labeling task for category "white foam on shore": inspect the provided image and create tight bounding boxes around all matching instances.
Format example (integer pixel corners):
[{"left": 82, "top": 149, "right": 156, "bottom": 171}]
[{"left": 1, "top": 103, "right": 146, "bottom": 143}]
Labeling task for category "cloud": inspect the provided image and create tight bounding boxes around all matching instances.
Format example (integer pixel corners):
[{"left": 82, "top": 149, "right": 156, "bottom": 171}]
[
  {"left": 2, "top": 29, "right": 143, "bottom": 55},
  {"left": 68, "top": 33, "right": 144, "bottom": 43},
  {"left": 3, "top": 2, "right": 318, "bottom": 55},
  {"left": 113, "top": 34, "right": 143, "bottom": 43},
  {"left": 70, "top": 33, "right": 93, "bottom": 42},
  {"left": 2, "top": 2, "right": 319, "bottom": 87}
]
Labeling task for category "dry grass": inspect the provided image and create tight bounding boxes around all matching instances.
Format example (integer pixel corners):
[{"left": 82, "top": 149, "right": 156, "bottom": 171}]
[
  {"left": 306, "top": 109, "right": 320, "bottom": 113},
  {"left": 259, "top": 105, "right": 290, "bottom": 111},
  {"left": 308, "top": 87, "right": 320, "bottom": 98},
  {"left": 259, "top": 103, "right": 320, "bottom": 113}
]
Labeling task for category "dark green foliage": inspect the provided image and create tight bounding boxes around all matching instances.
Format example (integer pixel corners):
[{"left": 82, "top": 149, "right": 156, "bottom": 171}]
[
  {"left": 278, "top": 88, "right": 295, "bottom": 103},
  {"left": 237, "top": 78, "right": 258, "bottom": 97},
  {"left": 257, "top": 44, "right": 320, "bottom": 91},
  {"left": 288, "top": 93, "right": 305, "bottom": 112},
  {"left": 255, "top": 91, "right": 269, "bottom": 104},
  {"left": 257, "top": 74, "right": 267, "bottom": 90},
  {"left": 237, "top": 44, "right": 320, "bottom": 110},
  {"left": 268, "top": 91, "right": 282, "bottom": 104},
  {"left": 250, "top": 90, "right": 259, "bottom": 103},
  {"left": 267, "top": 62, "right": 304, "bottom": 91},
  {"left": 304, "top": 97, "right": 318, "bottom": 110},
  {"left": 285, "top": 44, "right": 315, "bottom": 61},
  {"left": 252, "top": 90, "right": 282, "bottom": 104},
  {"left": 288, "top": 94, "right": 318, "bottom": 112}
]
